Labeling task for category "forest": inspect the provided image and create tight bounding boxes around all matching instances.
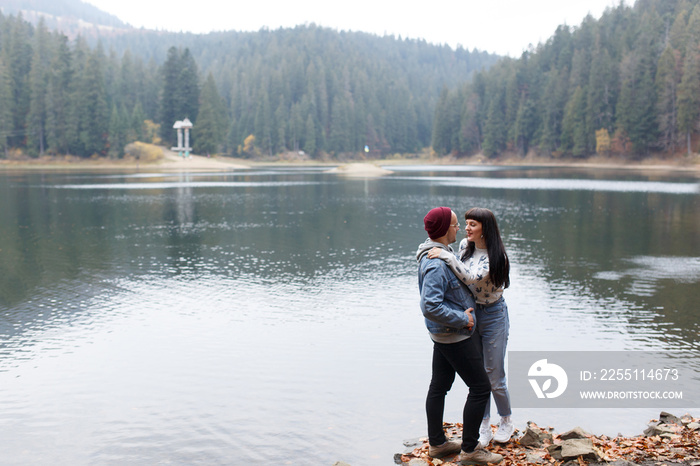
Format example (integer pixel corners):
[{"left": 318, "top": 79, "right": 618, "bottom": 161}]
[
  {"left": 0, "top": 9, "right": 497, "bottom": 160},
  {"left": 432, "top": 0, "right": 700, "bottom": 159},
  {"left": 1, "top": 0, "right": 699, "bottom": 161}
]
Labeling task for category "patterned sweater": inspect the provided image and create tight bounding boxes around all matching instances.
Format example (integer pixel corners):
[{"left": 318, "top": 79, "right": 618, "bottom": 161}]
[{"left": 437, "top": 239, "right": 503, "bottom": 305}]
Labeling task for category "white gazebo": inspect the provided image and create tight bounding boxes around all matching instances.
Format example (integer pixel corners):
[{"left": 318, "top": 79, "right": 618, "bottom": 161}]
[{"left": 172, "top": 118, "right": 193, "bottom": 158}]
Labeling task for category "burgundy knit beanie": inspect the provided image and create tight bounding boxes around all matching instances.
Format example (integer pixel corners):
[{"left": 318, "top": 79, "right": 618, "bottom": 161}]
[{"left": 424, "top": 207, "right": 452, "bottom": 239}]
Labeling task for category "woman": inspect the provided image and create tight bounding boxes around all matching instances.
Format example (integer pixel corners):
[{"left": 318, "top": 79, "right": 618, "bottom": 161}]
[{"left": 428, "top": 207, "right": 513, "bottom": 446}]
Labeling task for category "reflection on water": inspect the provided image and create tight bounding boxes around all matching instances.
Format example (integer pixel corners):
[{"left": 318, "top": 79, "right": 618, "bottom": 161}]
[{"left": 0, "top": 166, "right": 698, "bottom": 464}]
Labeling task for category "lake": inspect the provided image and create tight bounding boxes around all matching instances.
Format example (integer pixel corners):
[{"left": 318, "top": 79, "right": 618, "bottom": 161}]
[{"left": 0, "top": 164, "right": 698, "bottom": 465}]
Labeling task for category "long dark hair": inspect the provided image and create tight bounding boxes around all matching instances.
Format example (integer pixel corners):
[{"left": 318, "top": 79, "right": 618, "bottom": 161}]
[{"left": 460, "top": 207, "right": 510, "bottom": 289}]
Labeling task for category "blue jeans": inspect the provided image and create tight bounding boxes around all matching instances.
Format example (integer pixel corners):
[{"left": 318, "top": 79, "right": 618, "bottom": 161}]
[
  {"left": 426, "top": 336, "right": 491, "bottom": 452},
  {"left": 473, "top": 298, "right": 512, "bottom": 418}
]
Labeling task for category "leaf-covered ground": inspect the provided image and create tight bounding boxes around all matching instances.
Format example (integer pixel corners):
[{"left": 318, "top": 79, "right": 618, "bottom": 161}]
[{"left": 398, "top": 414, "right": 700, "bottom": 466}]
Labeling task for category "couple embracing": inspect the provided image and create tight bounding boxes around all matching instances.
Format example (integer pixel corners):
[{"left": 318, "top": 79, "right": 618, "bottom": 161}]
[{"left": 416, "top": 207, "right": 512, "bottom": 465}]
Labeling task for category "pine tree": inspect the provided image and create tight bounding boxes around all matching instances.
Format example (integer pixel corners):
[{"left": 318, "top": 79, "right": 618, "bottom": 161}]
[
  {"left": 303, "top": 113, "right": 316, "bottom": 156},
  {"left": 329, "top": 94, "right": 351, "bottom": 154},
  {"left": 655, "top": 45, "right": 681, "bottom": 153},
  {"left": 514, "top": 97, "right": 538, "bottom": 156},
  {"left": 587, "top": 45, "right": 617, "bottom": 139},
  {"left": 179, "top": 48, "right": 199, "bottom": 123},
  {"left": 159, "top": 47, "right": 181, "bottom": 145},
  {"left": 27, "top": 20, "right": 51, "bottom": 156},
  {"left": 561, "top": 86, "right": 588, "bottom": 157},
  {"left": 129, "top": 101, "right": 146, "bottom": 143},
  {"left": 458, "top": 91, "right": 481, "bottom": 155},
  {"left": 677, "top": 46, "right": 700, "bottom": 155},
  {"left": 482, "top": 91, "right": 506, "bottom": 157},
  {"left": 616, "top": 46, "right": 658, "bottom": 156},
  {"left": 5, "top": 15, "right": 33, "bottom": 149},
  {"left": 431, "top": 87, "right": 453, "bottom": 155},
  {"left": 65, "top": 36, "right": 89, "bottom": 155},
  {"left": 195, "top": 73, "right": 227, "bottom": 155},
  {"left": 677, "top": 4, "right": 700, "bottom": 155},
  {"left": 108, "top": 104, "right": 128, "bottom": 158},
  {"left": 46, "top": 34, "right": 73, "bottom": 155},
  {"left": 78, "top": 47, "right": 109, "bottom": 157},
  {"left": 0, "top": 60, "right": 13, "bottom": 157}
]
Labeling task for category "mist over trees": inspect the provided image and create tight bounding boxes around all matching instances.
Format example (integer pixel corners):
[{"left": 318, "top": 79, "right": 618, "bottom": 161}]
[
  {"left": 432, "top": 0, "right": 700, "bottom": 159},
  {"left": 0, "top": 9, "right": 498, "bottom": 159}
]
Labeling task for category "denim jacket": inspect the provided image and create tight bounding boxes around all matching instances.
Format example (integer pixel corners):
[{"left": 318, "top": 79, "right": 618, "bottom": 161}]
[{"left": 416, "top": 239, "right": 476, "bottom": 341}]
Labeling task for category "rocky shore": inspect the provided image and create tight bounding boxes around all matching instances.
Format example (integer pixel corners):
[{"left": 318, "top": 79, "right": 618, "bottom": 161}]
[{"left": 395, "top": 412, "right": 700, "bottom": 466}]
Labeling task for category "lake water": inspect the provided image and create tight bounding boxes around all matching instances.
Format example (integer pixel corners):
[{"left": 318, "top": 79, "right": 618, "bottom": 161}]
[{"left": 0, "top": 165, "right": 698, "bottom": 465}]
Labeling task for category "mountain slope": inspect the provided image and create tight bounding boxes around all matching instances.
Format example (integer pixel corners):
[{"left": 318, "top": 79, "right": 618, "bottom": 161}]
[{"left": 0, "top": 0, "right": 129, "bottom": 36}]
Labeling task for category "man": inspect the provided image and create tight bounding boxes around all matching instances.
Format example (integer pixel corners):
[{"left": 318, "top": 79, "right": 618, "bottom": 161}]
[{"left": 416, "top": 207, "right": 503, "bottom": 465}]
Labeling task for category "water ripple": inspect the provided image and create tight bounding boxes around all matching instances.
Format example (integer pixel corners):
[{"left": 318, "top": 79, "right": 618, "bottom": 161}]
[
  {"left": 51, "top": 181, "right": 330, "bottom": 190},
  {"left": 392, "top": 176, "right": 700, "bottom": 194}
]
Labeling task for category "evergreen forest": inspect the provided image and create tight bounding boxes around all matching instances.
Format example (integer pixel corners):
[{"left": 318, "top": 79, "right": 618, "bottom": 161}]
[
  {"left": 0, "top": 8, "right": 497, "bottom": 159},
  {"left": 432, "top": 0, "right": 700, "bottom": 159},
  {"left": 2, "top": 0, "right": 700, "bottom": 161}
]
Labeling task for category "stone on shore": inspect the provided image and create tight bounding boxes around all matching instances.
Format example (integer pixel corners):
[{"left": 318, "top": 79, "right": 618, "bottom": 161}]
[
  {"left": 547, "top": 438, "right": 600, "bottom": 462},
  {"left": 659, "top": 411, "right": 682, "bottom": 425},
  {"left": 559, "top": 426, "right": 591, "bottom": 440},
  {"left": 643, "top": 423, "right": 676, "bottom": 437},
  {"left": 398, "top": 412, "right": 700, "bottom": 465},
  {"left": 519, "top": 424, "right": 553, "bottom": 447}
]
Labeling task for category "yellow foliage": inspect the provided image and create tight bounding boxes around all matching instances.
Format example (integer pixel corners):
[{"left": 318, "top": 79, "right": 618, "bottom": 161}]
[
  {"left": 243, "top": 134, "right": 256, "bottom": 153},
  {"left": 595, "top": 128, "right": 611, "bottom": 154},
  {"left": 143, "top": 120, "right": 162, "bottom": 145},
  {"left": 124, "top": 142, "right": 164, "bottom": 162}
]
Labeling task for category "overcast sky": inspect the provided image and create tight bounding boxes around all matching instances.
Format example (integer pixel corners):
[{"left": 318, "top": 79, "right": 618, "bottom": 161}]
[{"left": 83, "top": 0, "right": 626, "bottom": 57}]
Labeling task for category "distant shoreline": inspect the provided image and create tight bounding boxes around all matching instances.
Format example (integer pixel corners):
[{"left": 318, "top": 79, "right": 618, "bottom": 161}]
[{"left": 1, "top": 150, "right": 698, "bottom": 177}]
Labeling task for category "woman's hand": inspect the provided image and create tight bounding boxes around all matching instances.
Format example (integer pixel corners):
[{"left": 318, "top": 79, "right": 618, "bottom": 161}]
[
  {"left": 465, "top": 308, "right": 474, "bottom": 330},
  {"left": 427, "top": 247, "right": 442, "bottom": 259}
]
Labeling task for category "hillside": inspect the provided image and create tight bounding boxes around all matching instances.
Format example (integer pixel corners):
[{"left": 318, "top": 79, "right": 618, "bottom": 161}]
[
  {"left": 432, "top": 0, "right": 700, "bottom": 160},
  {"left": 0, "top": 1, "right": 501, "bottom": 159},
  {"left": 0, "top": 0, "right": 128, "bottom": 36}
]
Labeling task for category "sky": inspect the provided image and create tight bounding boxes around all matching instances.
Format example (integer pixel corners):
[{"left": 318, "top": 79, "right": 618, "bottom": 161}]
[{"left": 83, "top": 0, "right": 626, "bottom": 57}]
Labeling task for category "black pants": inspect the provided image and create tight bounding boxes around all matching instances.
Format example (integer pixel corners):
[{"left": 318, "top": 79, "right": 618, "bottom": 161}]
[{"left": 426, "top": 336, "right": 491, "bottom": 453}]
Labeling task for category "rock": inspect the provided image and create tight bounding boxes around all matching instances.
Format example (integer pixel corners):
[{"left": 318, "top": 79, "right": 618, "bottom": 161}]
[
  {"left": 547, "top": 438, "right": 600, "bottom": 462},
  {"left": 643, "top": 424, "right": 675, "bottom": 437},
  {"left": 547, "top": 443, "right": 563, "bottom": 460},
  {"left": 525, "top": 450, "right": 546, "bottom": 463},
  {"left": 659, "top": 411, "right": 681, "bottom": 424},
  {"left": 399, "top": 437, "right": 425, "bottom": 455},
  {"left": 519, "top": 426, "right": 553, "bottom": 447},
  {"left": 560, "top": 426, "right": 591, "bottom": 440},
  {"left": 402, "top": 437, "right": 424, "bottom": 448},
  {"left": 332, "top": 462, "right": 352, "bottom": 466},
  {"left": 407, "top": 459, "right": 429, "bottom": 466},
  {"left": 687, "top": 422, "right": 700, "bottom": 431},
  {"left": 589, "top": 461, "right": 638, "bottom": 466},
  {"left": 561, "top": 438, "right": 599, "bottom": 461}
]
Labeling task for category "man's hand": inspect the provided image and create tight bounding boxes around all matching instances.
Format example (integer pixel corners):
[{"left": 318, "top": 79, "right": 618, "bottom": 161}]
[
  {"left": 465, "top": 308, "right": 474, "bottom": 330},
  {"left": 427, "top": 247, "right": 442, "bottom": 259}
]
